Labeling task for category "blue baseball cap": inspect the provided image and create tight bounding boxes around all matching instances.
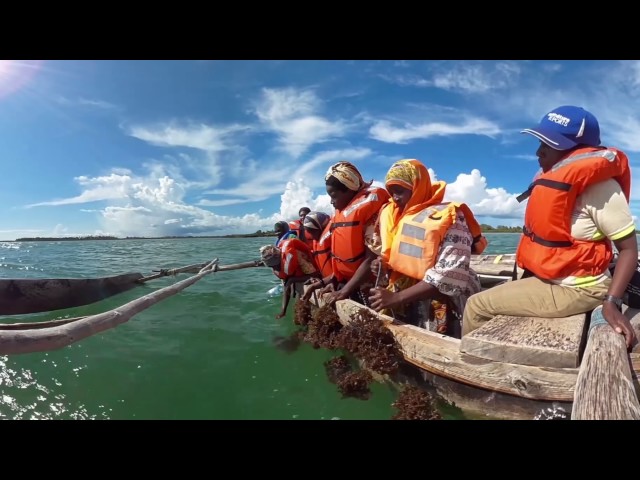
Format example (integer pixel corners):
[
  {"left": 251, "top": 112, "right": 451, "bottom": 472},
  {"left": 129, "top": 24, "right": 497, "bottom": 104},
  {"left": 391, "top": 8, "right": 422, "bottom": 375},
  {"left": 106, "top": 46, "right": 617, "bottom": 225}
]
[{"left": 521, "top": 105, "right": 601, "bottom": 151}]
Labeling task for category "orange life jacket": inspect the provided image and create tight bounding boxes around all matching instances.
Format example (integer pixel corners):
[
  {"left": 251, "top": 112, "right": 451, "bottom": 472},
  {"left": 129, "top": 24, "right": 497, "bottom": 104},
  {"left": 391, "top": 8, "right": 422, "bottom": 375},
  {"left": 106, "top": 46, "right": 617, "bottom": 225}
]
[
  {"left": 288, "top": 219, "right": 314, "bottom": 248},
  {"left": 274, "top": 238, "right": 315, "bottom": 281},
  {"left": 312, "top": 224, "right": 333, "bottom": 278},
  {"left": 382, "top": 202, "right": 487, "bottom": 281},
  {"left": 331, "top": 186, "right": 390, "bottom": 282},
  {"left": 515, "top": 147, "right": 631, "bottom": 279}
]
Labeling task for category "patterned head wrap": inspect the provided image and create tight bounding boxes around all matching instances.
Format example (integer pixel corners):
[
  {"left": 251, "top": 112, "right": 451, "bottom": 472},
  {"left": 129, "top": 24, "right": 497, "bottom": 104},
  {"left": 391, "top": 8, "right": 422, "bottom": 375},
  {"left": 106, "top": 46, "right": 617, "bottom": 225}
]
[
  {"left": 325, "top": 161, "right": 365, "bottom": 191},
  {"left": 385, "top": 159, "right": 423, "bottom": 192},
  {"left": 384, "top": 159, "right": 445, "bottom": 215},
  {"left": 260, "top": 245, "right": 281, "bottom": 267},
  {"left": 302, "top": 211, "right": 330, "bottom": 231}
]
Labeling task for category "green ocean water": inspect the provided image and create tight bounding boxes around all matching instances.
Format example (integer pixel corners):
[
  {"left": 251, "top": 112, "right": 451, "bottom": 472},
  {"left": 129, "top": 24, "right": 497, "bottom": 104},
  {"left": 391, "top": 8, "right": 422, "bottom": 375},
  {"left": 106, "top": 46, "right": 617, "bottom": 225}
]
[{"left": 0, "top": 234, "right": 522, "bottom": 420}]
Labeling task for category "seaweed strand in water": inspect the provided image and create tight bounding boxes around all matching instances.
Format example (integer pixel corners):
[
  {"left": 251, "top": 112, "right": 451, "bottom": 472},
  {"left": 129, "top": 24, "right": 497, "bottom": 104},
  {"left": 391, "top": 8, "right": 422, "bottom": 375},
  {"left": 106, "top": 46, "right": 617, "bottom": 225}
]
[
  {"left": 392, "top": 385, "right": 442, "bottom": 420},
  {"left": 300, "top": 299, "right": 403, "bottom": 400},
  {"left": 294, "top": 298, "right": 313, "bottom": 326},
  {"left": 298, "top": 297, "right": 444, "bottom": 416},
  {"left": 302, "top": 303, "right": 344, "bottom": 350},
  {"left": 334, "top": 307, "right": 403, "bottom": 376},
  {"left": 324, "top": 355, "right": 373, "bottom": 399}
]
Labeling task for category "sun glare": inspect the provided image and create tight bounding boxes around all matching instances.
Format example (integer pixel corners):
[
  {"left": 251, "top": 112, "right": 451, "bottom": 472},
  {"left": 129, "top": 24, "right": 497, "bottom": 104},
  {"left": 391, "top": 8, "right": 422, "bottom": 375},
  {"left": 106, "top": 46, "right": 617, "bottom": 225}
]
[{"left": 0, "top": 60, "right": 42, "bottom": 99}]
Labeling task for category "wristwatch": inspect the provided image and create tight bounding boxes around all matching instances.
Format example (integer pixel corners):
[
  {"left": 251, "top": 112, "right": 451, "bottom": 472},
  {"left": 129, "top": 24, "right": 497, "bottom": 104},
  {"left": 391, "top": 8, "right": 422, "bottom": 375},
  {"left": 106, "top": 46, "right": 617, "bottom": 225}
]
[{"left": 603, "top": 294, "right": 623, "bottom": 310}]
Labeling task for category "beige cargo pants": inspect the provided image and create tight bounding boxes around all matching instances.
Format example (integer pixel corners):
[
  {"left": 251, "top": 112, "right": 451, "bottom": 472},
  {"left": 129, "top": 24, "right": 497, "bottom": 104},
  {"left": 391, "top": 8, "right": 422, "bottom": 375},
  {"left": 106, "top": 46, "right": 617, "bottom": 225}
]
[{"left": 462, "top": 276, "right": 609, "bottom": 336}]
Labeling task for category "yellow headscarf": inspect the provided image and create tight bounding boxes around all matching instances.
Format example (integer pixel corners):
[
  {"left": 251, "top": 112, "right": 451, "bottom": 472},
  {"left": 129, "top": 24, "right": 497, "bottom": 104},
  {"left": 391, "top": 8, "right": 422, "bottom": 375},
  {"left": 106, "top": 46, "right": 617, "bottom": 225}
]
[
  {"left": 380, "top": 159, "right": 447, "bottom": 261},
  {"left": 325, "top": 161, "right": 368, "bottom": 191}
]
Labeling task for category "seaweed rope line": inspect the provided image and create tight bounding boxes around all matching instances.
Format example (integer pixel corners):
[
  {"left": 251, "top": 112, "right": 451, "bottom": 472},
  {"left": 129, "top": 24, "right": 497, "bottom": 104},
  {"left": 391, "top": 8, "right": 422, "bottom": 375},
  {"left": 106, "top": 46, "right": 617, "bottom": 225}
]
[
  {"left": 358, "top": 260, "right": 383, "bottom": 308},
  {"left": 372, "top": 260, "right": 396, "bottom": 320}
]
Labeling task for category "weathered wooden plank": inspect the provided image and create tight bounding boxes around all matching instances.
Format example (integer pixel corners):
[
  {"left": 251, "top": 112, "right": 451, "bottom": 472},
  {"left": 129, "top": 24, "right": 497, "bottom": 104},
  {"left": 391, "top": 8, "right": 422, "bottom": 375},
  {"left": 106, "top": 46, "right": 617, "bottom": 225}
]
[
  {"left": 571, "top": 306, "right": 640, "bottom": 420},
  {"left": 470, "top": 254, "right": 520, "bottom": 277},
  {"left": 471, "top": 254, "right": 517, "bottom": 265},
  {"left": 335, "top": 300, "right": 577, "bottom": 401},
  {"left": 459, "top": 314, "right": 586, "bottom": 368},
  {"left": 473, "top": 264, "right": 522, "bottom": 277},
  {"left": 417, "top": 369, "right": 572, "bottom": 420}
]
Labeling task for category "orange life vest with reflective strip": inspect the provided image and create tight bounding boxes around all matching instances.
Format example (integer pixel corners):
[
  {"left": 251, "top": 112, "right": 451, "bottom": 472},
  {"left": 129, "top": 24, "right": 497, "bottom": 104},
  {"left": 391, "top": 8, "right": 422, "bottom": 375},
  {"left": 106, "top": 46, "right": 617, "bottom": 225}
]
[
  {"left": 516, "top": 147, "right": 631, "bottom": 280},
  {"left": 331, "top": 186, "right": 390, "bottom": 282},
  {"left": 312, "top": 224, "right": 333, "bottom": 278},
  {"left": 274, "top": 238, "right": 315, "bottom": 280},
  {"left": 382, "top": 202, "right": 487, "bottom": 281}
]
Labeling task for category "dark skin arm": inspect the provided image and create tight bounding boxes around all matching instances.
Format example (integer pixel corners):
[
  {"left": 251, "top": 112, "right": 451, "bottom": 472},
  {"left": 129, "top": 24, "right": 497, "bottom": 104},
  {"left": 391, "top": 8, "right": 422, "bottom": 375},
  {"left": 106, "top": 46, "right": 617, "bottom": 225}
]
[
  {"left": 276, "top": 274, "right": 319, "bottom": 318},
  {"left": 369, "top": 280, "right": 443, "bottom": 312},
  {"left": 276, "top": 282, "right": 294, "bottom": 319},
  {"left": 324, "top": 250, "right": 376, "bottom": 304},
  {"left": 301, "top": 274, "right": 335, "bottom": 301},
  {"left": 602, "top": 232, "right": 638, "bottom": 349}
]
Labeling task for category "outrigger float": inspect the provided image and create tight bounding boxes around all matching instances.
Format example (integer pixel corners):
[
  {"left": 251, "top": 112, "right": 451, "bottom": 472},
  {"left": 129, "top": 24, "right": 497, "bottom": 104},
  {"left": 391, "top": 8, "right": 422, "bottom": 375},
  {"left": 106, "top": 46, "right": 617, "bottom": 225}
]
[{"left": 0, "top": 259, "right": 263, "bottom": 355}]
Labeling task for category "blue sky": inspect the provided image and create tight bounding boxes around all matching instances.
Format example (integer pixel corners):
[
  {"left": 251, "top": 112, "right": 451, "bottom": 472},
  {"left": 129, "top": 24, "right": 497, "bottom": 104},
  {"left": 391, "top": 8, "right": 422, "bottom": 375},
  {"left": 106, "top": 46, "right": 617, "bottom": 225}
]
[{"left": 1, "top": 60, "right": 639, "bottom": 240}]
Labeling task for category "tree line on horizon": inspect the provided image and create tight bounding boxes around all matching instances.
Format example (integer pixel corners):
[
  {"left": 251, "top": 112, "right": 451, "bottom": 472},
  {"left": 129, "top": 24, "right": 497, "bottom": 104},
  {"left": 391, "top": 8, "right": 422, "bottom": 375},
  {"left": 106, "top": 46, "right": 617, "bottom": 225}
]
[{"left": 15, "top": 226, "right": 526, "bottom": 242}]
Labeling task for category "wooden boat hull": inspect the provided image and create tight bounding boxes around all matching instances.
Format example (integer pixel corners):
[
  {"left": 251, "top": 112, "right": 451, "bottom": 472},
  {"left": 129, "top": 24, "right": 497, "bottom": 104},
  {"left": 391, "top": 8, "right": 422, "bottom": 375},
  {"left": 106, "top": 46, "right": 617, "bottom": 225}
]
[
  {"left": 320, "top": 296, "right": 640, "bottom": 420},
  {"left": 0, "top": 273, "right": 144, "bottom": 316}
]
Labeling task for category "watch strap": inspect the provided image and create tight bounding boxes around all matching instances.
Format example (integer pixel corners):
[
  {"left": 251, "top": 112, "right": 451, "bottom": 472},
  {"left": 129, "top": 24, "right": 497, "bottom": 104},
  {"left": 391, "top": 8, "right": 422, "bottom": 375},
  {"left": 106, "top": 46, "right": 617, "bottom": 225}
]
[{"left": 603, "top": 294, "right": 623, "bottom": 308}]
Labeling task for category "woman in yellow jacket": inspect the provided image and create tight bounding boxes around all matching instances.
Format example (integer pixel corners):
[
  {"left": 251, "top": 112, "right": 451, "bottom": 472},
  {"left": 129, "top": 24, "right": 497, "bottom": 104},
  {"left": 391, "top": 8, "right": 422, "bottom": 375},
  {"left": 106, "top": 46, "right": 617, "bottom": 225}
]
[{"left": 368, "top": 159, "right": 486, "bottom": 336}]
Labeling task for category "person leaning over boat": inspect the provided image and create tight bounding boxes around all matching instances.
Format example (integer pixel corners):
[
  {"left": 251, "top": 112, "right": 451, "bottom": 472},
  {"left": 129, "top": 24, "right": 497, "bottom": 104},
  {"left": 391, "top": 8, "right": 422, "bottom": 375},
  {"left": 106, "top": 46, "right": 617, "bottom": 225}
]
[
  {"left": 304, "top": 161, "right": 390, "bottom": 305},
  {"left": 301, "top": 211, "right": 333, "bottom": 280},
  {"left": 273, "top": 221, "right": 297, "bottom": 247},
  {"left": 260, "top": 238, "right": 321, "bottom": 319},
  {"left": 462, "top": 105, "right": 638, "bottom": 349},
  {"left": 367, "top": 159, "right": 486, "bottom": 336}
]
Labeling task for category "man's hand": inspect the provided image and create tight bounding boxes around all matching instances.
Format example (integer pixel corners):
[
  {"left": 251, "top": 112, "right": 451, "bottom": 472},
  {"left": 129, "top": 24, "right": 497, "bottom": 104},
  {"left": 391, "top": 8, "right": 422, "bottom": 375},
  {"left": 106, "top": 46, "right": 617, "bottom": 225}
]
[{"left": 602, "top": 301, "right": 638, "bottom": 350}]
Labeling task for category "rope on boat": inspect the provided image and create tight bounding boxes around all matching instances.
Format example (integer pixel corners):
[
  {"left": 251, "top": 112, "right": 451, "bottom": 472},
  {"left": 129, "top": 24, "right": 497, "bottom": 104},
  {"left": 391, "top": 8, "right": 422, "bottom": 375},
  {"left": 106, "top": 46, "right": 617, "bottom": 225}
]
[{"left": 138, "top": 259, "right": 265, "bottom": 283}]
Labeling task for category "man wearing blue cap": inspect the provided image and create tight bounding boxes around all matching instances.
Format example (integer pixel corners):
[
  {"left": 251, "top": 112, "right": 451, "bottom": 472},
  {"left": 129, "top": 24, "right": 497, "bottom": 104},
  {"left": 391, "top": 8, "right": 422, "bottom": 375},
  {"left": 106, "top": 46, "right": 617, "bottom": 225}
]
[{"left": 462, "top": 105, "right": 637, "bottom": 349}]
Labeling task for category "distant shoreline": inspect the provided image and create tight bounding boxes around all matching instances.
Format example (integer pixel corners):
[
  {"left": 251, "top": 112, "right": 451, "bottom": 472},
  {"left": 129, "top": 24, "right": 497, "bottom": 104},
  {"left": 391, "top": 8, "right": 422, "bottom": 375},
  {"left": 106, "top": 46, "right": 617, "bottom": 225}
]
[
  {"left": 7, "top": 229, "right": 640, "bottom": 242},
  {"left": 9, "top": 230, "right": 522, "bottom": 242},
  {"left": 8, "top": 233, "right": 278, "bottom": 242}
]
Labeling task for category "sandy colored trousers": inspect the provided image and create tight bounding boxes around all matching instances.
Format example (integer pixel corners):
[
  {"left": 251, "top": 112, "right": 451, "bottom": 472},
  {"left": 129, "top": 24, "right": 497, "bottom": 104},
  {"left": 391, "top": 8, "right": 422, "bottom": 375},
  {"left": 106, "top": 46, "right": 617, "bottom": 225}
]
[{"left": 461, "top": 276, "right": 610, "bottom": 336}]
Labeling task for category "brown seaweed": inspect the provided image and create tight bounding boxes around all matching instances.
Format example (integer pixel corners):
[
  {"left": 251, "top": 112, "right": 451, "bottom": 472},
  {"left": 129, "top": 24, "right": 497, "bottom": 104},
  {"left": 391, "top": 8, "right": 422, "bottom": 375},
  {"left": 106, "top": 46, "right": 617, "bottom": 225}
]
[
  {"left": 335, "top": 370, "right": 373, "bottom": 400},
  {"left": 391, "top": 385, "right": 442, "bottom": 420},
  {"left": 293, "top": 298, "right": 313, "bottom": 326},
  {"left": 324, "top": 355, "right": 352, "bottom": 384},
  {"left": 302, "top": 303, "right": 344, "bottom": 350},
  {"left": 334, "top": 308, "right": 402, "bottom": 376}
]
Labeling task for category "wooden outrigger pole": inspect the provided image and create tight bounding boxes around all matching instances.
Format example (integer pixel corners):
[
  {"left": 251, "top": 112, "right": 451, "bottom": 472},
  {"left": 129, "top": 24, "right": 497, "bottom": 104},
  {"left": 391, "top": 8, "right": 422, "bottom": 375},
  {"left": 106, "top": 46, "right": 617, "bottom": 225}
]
[{"left": 0, "top": 258, "right": 265, "bottom": 355}]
